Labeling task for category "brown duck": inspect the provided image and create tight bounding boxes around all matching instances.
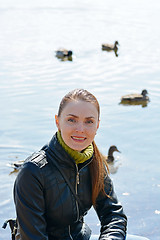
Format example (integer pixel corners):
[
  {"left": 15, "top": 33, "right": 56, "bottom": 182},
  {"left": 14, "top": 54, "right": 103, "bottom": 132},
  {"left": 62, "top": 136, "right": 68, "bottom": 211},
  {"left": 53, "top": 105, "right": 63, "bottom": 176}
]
[
  {"left": 106, "top": 145, "right": 121, "bottom": 163},
  {"left": 121, "top": 89, "right": 149, "bottom": 102},
  {"left": 102, "top": 41, "right": 119, "bottom": 51}
]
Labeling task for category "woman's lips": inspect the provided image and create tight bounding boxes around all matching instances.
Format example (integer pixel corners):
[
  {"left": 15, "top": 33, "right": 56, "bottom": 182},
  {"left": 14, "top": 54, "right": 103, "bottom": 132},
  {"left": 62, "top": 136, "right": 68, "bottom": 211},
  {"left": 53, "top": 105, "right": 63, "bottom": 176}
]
[{"left": 71, "top": 136, "right": 86, "bottom": 142}]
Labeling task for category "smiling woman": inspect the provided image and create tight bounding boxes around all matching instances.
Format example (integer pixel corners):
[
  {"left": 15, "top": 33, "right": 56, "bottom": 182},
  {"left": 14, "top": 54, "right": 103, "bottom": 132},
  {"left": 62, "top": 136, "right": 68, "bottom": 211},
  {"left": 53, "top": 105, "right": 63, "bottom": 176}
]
[
  {"left": 13, "top": 89, "right": 127, "bottom": 240},
  {"left": 55, "top": 100, "right": 100, "bottom": 151}
]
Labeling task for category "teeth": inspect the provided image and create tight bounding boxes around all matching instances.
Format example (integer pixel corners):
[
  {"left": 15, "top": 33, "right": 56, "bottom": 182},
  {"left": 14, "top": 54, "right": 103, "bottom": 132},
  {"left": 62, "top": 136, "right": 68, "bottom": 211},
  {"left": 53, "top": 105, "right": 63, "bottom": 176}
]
[{"left": 72, "top": 137, "right": 85, "bottom": 140}]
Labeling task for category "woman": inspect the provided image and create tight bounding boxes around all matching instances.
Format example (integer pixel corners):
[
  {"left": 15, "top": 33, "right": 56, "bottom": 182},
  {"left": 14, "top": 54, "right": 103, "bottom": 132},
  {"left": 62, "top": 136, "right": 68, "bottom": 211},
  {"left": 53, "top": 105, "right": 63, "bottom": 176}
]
[{"left": 14, "top": 89, "right": 127, "bottom": 240}]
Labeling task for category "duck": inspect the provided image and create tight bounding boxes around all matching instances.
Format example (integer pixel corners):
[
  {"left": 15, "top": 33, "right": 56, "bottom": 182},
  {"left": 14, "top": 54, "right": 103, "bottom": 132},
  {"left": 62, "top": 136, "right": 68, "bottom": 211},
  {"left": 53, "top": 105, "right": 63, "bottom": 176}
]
[
  {"left": 9, "top": 160, "right": 24, "bottom": 170},
  {"left": 102, "top": 41, "right": 119, "bottom": 51},
  {"left": 106, "top": 145, "right": 121, "bottom": 163},
  {"left": 120, "top": 89, "right": 149, "bottom": 102},
  {"left": 55, "top": 48, "right": 73, "bottom": 59}
]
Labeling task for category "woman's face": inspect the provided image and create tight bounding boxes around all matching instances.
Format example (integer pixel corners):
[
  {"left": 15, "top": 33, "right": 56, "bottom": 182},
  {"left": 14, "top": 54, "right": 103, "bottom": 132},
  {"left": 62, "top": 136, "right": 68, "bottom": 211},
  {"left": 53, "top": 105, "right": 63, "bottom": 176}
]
[{"left": 55, "top": 100, "right": 100, "bottom": 151}]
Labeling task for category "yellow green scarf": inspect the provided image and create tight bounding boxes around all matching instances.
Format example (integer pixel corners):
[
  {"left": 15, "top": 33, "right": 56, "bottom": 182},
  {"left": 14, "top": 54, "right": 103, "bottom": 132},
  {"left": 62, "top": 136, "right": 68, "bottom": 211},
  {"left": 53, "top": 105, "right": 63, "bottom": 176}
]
[{"left": 57, "top": 131, "right": 93, "bottom": 164}]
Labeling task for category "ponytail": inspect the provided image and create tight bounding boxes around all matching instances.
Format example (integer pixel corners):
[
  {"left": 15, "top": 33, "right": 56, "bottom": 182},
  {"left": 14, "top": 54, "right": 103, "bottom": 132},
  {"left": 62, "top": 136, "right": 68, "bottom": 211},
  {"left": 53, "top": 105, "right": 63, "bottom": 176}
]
[{"left": 89, "top": 141, "right": 109, "bottom": 206}]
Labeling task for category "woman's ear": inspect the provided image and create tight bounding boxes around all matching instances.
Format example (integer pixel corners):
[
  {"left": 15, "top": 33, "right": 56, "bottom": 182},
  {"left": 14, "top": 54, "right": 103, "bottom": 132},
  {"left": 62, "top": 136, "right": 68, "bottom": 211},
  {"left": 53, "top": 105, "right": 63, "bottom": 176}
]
[
  {"left": 97, "top": 119, "right": 100, "bottom": 130},
  {"left": 55, "top": 115, "right": 60, "bottom": 129}
]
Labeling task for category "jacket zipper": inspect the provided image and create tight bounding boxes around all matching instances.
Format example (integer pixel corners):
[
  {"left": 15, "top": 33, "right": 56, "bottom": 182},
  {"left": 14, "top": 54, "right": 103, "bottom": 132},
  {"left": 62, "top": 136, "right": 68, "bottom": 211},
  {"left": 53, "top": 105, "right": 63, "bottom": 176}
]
[
  {"left": 75, "top": 164, "right": 80, "bottom": 222},
  {"left": 75, "top": 159, "right": 91, "bottom": 221},
  {"left": 76, "top": 171, "right": 80, "bottom": 184},
  {"left": 68, "top": 225, "right": 73, "bottom": 240}
]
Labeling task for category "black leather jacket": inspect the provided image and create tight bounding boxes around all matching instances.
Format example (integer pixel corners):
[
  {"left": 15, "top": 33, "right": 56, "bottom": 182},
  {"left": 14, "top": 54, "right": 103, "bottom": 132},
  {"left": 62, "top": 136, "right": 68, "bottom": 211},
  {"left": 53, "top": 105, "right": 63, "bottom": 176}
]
[{"left": 14, "top": 133, "right": 127, "bottom": 240}]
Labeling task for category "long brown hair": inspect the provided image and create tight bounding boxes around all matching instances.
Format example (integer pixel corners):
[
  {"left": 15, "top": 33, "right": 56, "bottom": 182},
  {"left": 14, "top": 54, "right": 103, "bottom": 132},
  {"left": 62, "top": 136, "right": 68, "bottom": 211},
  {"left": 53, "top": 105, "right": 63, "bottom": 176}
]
[{"left": 58, "top": 89, "right": 109, "bottom": 205}]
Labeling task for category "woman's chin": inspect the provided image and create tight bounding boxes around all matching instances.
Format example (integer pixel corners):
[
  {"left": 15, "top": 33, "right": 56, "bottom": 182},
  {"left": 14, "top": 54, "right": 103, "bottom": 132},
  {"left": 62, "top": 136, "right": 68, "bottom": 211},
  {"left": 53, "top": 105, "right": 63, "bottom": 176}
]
[{"left": 69, "top": 144, "right": 86, "bottom": 152}]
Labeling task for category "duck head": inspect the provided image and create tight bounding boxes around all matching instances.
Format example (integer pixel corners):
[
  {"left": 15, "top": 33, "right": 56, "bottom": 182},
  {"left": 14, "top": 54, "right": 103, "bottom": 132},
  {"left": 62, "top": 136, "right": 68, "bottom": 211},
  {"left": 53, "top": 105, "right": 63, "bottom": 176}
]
[
  {"left": 108, "top": 145, "right": 121, "bottom": 156},
  {"left": 141, "top": 89, "right": 148, "bottom": 97},
  {"left": 115, "top": 41, "right": 119, "bottom": 46},
  {"left": 68, "top": 50, "right": 73, "bottom": 56}
]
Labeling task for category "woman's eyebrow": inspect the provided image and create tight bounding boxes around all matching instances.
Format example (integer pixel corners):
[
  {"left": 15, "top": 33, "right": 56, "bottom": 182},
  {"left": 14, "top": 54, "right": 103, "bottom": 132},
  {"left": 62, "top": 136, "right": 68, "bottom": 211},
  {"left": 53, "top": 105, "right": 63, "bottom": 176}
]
[
  {"left": 85, "top": 116, "right": 95, "bottom": 119},
  {"left": 66, "top": 114, "right": 95, "bottom": 119},
  {"left": 67, "top": 114, "right": 78, "bottom": 118}
]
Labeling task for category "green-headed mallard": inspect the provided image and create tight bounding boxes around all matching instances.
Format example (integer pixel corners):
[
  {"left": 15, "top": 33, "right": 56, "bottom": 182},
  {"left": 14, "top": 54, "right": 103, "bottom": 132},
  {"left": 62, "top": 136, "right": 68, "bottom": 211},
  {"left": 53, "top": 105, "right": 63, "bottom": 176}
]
[
  {"left": 102, "top": 41, "right": 119, "bottom": 51},
  {"left": 121, "top": 89, "right": 149, "bottom": 102},
  {"left": 55, "top": 48, "right": 73, "bottom": 58}
]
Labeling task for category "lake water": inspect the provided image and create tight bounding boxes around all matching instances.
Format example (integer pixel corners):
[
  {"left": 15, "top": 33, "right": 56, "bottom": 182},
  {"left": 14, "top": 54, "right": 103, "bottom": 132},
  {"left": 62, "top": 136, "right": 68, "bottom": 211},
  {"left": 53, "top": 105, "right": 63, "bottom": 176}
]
[{"left": 0, "top": 0, "right": 160, "bottom": 239}]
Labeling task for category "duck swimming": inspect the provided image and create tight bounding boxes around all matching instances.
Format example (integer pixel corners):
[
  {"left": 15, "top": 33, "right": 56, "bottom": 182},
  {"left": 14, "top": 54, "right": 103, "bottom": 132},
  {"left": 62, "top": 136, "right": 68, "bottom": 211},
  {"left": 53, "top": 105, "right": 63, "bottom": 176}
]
[
  {"left": 102, "top": 41, "right": 119, "bottom": 51},
  {"left": 103, "top": 145, "right": 121, "bottom": 174},
  {"left": 55, "top": 48, "right": 73, "bottom": 60},
  {"left": 106, "top": 145, "right": 121, "bottom": 163},
  {"left": 120, "top": 89, "right": 149, "bottom": 102},
  {"left": 9, "top": 160, "right": 24, "bottom": 170}
]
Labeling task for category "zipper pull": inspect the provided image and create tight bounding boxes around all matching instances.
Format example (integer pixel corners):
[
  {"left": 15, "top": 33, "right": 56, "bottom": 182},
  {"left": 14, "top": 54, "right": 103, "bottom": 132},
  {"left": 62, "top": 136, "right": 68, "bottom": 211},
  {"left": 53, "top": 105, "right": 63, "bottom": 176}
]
[{"left": 77, "top": 172, "right": 80, "bottom": 184}]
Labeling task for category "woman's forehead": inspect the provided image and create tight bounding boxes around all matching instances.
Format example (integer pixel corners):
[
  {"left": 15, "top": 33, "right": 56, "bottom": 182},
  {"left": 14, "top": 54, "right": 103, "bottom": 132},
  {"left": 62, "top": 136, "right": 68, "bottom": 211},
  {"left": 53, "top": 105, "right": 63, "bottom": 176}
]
[{"left": 61, "top": 100, "right": 99, "bottom": 117}]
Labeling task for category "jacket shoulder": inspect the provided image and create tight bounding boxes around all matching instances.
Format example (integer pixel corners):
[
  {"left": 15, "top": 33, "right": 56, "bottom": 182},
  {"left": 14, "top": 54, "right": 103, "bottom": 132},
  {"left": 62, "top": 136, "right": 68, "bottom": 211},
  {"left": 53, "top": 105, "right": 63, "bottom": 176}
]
[{"left": 25, "top": 150, "right": 48, "bottom": 169}]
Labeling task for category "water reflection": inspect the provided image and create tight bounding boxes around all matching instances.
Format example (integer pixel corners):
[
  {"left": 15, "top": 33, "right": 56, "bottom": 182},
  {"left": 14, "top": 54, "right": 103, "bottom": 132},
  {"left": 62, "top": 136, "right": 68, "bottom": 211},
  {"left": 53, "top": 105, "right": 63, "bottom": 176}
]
[
  {"left": 55, "top": 55, "right": 73, "bottom": 61},
  {"left": 107, "top": 161, "right": 121, "bottom": 174},
  {"left": 102, "top": 48, "right": 119, "bottom": 57},
  {"left": 119, "top": 100, "right": 149, "bottom": 108},
  {"left": 9, "top": 169, "right": 19, "bottom": 176}
]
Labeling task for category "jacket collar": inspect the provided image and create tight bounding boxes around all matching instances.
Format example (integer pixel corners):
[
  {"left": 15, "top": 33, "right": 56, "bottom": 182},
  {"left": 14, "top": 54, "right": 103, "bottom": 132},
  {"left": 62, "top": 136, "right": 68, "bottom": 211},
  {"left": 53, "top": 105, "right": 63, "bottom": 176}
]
[
  {"left": 47, "top": 133, "right": 93, "bottom": 169},
  {"left": 48, "top": 133, "right": 77, "bottom": 169}
]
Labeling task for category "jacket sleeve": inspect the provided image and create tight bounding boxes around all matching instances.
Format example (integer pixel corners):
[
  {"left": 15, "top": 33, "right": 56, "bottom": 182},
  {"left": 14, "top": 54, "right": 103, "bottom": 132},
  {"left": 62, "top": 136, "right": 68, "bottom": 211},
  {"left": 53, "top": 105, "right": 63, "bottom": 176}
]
[
  {"left": 94, "top": 175, "right": 127, "bottom": 240},
  {"left": 14, "top": 161, "right": 48, "bottom": 240}
]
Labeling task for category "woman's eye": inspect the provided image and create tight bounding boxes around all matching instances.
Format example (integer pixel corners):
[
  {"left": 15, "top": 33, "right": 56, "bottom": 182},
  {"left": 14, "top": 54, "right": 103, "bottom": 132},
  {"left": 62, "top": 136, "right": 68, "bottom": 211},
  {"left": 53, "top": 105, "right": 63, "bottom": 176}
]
[
  {"left": 86, "top": 120, "right": 93, "bottom": 124},
  {"left": 68, "top": 118, "right": 76, "bottom": 123}
]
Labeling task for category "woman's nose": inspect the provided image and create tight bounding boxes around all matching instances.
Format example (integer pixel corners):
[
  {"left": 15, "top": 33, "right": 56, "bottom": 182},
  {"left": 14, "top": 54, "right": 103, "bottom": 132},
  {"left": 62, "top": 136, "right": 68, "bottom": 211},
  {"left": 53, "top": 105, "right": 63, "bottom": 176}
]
[{"left": 75, "top": 123, "right": 84, "bottom": 132}]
